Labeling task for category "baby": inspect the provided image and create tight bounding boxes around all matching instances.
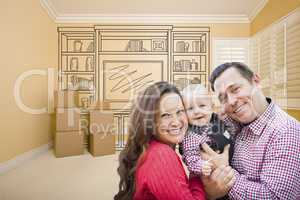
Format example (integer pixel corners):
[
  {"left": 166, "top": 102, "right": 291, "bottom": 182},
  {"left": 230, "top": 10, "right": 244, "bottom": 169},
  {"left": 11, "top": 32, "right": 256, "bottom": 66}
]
[{"left": 180, "top": 84, "right": 234, "bottom": 176}]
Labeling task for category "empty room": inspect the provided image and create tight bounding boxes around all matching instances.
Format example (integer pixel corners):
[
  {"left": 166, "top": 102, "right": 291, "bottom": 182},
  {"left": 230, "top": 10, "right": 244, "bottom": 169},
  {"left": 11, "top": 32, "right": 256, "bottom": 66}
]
[{"left": 1, "top": 0, "right": 300, "bottom": 200}]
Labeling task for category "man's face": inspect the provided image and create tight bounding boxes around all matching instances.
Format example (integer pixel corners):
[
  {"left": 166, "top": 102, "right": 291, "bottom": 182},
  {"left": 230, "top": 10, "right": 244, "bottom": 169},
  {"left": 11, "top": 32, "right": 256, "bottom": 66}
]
[
  {"left": 184, "top": 95, "right": 213, "bottom": 126},
  {"left": 214, "top": 68, "right": 262, "bottom": 124}
]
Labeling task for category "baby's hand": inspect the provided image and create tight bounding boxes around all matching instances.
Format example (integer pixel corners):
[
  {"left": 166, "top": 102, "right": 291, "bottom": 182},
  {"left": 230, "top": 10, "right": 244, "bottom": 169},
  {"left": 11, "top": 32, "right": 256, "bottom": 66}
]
[{"left": 202, "top": 160, "right": 213, "bottom": 176}]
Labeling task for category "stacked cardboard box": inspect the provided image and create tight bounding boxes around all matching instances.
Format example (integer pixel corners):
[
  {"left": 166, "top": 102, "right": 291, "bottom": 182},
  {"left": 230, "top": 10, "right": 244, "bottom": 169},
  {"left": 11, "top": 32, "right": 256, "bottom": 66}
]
[
  {"left": 54, "top": 90, "right": 79, "bottom": 109},
  {"left": 89, "top": 102, "right": 116, "bottom": 156},
  {"left": 80, "top": 113, "right": 90, "bottom": 147},
  {"left": 54, "top": 90, "right": 84, "bottom": 158}
]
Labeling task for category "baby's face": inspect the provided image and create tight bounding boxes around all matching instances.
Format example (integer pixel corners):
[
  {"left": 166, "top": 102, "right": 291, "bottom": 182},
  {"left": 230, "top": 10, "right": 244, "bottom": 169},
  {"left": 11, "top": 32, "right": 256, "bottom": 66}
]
[{"left": 184, "top": 95, "right": 213, "bottom": 126}]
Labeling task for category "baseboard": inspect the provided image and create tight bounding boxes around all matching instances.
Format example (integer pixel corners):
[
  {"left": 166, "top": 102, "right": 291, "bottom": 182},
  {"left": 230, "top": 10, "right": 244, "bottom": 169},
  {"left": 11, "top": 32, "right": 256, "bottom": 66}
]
[{"left": 0, "top": 141, "right": 53, "bottom": 175}]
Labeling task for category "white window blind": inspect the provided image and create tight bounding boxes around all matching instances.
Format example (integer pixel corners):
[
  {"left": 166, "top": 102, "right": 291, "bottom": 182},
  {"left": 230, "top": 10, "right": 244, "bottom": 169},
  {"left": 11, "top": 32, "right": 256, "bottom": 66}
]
[
  {"left": 286, "top": 9, "right": 300, "bottom": 109},
  {"left": 249, "top": 36, "right": 260, "bottom": 73},
  {"left": 272, "top": 21, "right": 287, "bottom": 108},
  {"left": 250, "top": 8, "right": 300, "bottom": 109},
  {"left": 213, "top": 38, "right": 249, "bottom": 71},
  {"left": 259, "top": 29, "right": 273, "bottom": 97},
  {"left": 250, "top": 23, "right": 287, "bottom": 107}
]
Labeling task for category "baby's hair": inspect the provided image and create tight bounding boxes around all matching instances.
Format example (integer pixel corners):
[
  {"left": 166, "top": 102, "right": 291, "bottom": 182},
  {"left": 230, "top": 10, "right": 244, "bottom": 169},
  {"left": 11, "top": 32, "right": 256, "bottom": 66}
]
[{"left": 181, "top": 84, "right": 210, "bottom": 99}]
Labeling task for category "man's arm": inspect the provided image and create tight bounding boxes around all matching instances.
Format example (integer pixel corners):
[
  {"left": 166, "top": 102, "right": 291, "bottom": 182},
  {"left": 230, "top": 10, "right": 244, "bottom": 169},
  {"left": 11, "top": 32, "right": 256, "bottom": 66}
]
[
  {"left": 228, "top": 127, "right": 300, "bottom": 199},
  {"left": 200, "top": 143, "right": 235, "bottom": 199},
  {"left": 201, "top": 165, "right": 236, "bottom": 200}
]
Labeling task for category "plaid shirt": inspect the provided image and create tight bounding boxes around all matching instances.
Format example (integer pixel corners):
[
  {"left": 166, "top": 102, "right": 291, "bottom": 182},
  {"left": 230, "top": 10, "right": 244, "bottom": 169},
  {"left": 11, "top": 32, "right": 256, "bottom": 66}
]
[
  {"left": 181, "top": 113, "right": 234, "bottom": 175},
  {"left": 181, "top": 125, "right": 210, "bottom": 175},
  {"left": 228, "top": 99, "right": 300, "bottom": 200}
]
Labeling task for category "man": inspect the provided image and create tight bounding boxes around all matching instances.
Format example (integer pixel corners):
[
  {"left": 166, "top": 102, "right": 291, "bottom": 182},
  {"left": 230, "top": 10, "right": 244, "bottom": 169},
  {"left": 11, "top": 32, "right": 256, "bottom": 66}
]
[{"left": 201, "top": 62, "right": 300, "bottom": 200}]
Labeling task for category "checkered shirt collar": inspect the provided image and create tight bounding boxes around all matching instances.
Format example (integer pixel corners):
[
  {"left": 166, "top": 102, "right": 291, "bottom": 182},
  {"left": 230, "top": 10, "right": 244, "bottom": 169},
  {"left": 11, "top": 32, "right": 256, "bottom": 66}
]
[{"left": 247, "top": 97, "right": 275, "bottom": 136}]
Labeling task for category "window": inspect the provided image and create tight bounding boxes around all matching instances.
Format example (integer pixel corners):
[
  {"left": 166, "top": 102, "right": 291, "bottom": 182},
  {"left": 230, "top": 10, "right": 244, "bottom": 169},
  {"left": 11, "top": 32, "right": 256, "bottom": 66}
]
[
  {"left": 286, "top": 9, "right": 300, "bottom": 109},
  {"left": 250, "top": 8, "right": 300, "bottom": 109},
  {"left": 212, "top": 38, "right": 249, "bottom": 71}
]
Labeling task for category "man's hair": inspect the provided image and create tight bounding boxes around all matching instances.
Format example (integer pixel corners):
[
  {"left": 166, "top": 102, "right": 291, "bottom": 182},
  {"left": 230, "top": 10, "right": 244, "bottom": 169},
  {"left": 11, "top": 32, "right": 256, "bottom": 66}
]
[{"left": 209, "top": 62, "right": 254, "bottom": 91}]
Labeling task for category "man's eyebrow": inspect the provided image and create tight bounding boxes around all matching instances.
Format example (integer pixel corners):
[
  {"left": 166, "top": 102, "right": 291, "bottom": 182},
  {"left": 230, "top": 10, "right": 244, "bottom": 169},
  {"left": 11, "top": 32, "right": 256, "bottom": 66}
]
[
  {"left": 217, "top": 83, "right": 237, "bottom": 101},
  {"left": 227, "top": 83, "right": 237, "bottom": 89}
]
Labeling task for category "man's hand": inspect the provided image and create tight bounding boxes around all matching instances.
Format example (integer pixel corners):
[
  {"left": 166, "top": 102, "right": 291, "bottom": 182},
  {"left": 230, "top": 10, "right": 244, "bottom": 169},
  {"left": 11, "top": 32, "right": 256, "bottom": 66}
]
[
  {"left": 200, "top": 143, "right": 230, "bottom": 168},
  {"left": 202, "top": 160, "right": 213, "bottom": 176},
  {"left": 201, "top": 165, "right": 236, "bottom": 200}
]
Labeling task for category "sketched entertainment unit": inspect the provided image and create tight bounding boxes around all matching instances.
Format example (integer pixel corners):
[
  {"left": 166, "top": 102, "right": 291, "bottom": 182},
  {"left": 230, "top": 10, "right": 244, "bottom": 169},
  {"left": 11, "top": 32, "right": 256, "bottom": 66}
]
[{"left": 58, "top": 25, "right": 210, "bottom": 149}]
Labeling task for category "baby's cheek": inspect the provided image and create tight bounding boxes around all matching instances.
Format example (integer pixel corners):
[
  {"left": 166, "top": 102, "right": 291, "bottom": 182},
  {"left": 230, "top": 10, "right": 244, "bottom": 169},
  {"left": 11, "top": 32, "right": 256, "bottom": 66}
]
[
  {"left": 204, "top": 109, "right": 213, "bottom": 115},
  {"left": 186, "top": 114, "right": 194, "bottom": 122}
]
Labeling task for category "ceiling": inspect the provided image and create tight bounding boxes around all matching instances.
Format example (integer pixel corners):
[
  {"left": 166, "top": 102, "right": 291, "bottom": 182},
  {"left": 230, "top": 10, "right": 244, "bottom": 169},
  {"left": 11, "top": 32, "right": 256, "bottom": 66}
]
[{"left": 40, "top": 0, "right": 269, "bottom": 23}]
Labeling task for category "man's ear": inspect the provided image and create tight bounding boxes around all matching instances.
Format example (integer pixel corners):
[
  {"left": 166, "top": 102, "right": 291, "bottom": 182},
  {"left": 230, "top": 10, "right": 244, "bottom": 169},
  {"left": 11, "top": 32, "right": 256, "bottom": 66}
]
[{"left": 252, "top": 73, "right": 261, "bottom": 87}]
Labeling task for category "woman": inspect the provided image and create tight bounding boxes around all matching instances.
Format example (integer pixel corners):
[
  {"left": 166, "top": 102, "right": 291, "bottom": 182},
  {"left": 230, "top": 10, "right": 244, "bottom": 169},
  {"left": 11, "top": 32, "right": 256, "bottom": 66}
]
[{"left": 114, "top": 82, "right": 206, "bottom": 200}]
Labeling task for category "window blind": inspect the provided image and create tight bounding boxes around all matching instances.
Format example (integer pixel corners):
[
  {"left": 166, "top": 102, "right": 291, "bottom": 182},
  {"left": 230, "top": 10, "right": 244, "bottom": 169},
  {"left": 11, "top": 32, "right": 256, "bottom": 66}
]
[
  {"left": 213, "top": 38, "right": 249, "bottom": 71},
  {"left": 250, "top": 8, "right": 300, "bottom": 109},
  {"left": 286, "top": 10, "right": 300, "bottom": 108}
]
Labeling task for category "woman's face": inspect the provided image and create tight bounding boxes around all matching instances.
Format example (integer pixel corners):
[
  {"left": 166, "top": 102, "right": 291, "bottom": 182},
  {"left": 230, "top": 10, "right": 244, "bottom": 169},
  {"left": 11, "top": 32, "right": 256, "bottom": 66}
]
[{"left": 155, "top": 93, "right": 188, "bottom": 145}]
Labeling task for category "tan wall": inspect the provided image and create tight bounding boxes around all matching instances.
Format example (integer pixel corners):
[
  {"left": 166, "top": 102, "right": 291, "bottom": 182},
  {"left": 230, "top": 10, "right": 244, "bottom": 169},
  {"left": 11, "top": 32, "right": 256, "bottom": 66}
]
[
  {"left": 58, "top": 23, "right": 250, "bottom": 37},
  {"left": 251, "top": 0, "right": 300, "bottom": 35},
  {"left": 287, "top": 109, "right": 300, "bottom": 121},
  {"left": 0, "top": 0, "right": 57, "bottom": 163},
  {"left": 209, "top": 23, "right": 250, "bottom": 37}
]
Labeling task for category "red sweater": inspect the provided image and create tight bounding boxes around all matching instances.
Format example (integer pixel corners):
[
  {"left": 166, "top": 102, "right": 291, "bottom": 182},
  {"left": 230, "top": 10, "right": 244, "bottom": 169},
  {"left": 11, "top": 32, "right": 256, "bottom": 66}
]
[{"left": 133, "top": 139, "right": 206, "bottom": 200}]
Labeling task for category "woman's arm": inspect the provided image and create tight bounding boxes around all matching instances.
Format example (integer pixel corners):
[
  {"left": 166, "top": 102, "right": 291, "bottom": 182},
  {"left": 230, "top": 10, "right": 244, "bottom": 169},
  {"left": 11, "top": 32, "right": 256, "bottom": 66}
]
[{"left": 147, "top": 145, "right": 206, "bottom": 200}]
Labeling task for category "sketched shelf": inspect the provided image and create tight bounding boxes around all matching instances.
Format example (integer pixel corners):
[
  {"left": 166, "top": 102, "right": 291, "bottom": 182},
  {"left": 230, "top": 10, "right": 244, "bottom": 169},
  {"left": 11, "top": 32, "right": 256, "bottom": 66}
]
[
  {"left": 173, "top": 52, "right": 207, "bottom": 56},
  {"left": 171, "top": 27, "right": 210, "bottom": 91},
  {"left": 98, "top": 51, "right": 168, "bottom": 55},
  {"left": 172, "top": 71, "right": 206, "bottom": 75},
  {"left": 58, "top": 27, "right": 96, "bottom": 109},
  {"left": 61, "top": 52, "right": 95, "bottom": 56},
  {"left": 58, "top": 25, "right": 210, "bottom": 150},
  {"left": 61, "top": 71, "right": 95, "bottom": 75}
]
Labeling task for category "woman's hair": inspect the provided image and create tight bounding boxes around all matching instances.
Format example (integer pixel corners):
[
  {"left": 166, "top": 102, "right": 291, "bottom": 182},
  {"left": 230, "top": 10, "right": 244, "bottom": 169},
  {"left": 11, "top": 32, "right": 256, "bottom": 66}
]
[{"left": 114, "top": 81, "right": 182, "bottom": 200}]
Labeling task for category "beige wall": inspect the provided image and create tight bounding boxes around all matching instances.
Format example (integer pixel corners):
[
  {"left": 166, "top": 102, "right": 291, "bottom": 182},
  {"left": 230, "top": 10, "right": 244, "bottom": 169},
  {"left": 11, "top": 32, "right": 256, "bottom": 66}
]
[
  {"left": 251, "top": 0, "right": 300, "bottom": 35},
  {"left": 209, "top": 23, "right": 250, "bottom": 37},
  {"left": 0, "top": 0, "right": 57, "bottom": 163},
  {"left": 287, "top": 109, "right": 300, "bottom": 121},
  {"left": 58, "top": 23, "right": 250, "bottom": 37}
]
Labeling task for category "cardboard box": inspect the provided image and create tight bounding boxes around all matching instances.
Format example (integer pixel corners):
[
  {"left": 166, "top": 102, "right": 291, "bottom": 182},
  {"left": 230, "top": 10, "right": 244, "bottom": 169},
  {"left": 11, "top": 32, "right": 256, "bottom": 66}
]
[
  {"left": 88, "top": 101, "right": 110, "bottom": 110},
  {"left": 54, "top": 130, "right": 84, "bottom": 158},
  {"left": 89, "top": 110, "right": 114, "bottom": 134},
  {"left": 54, "top": 90, "right": 79, "bottom": 108},
  {"left": 80, "top": 113, "right": 90, "bottom": 147},
  {"left": 56, "top": 108, "right": 81, "bottom": 131},
  {"left": 89, "top": 132, "right": 115, "bottom": 156}
]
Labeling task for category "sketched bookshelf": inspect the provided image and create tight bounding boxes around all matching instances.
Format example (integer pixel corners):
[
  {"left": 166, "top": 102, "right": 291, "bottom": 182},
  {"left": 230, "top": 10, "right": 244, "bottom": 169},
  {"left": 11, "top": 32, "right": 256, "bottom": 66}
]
[
  {"left": 172, "top": 27, "right": 210, "bottom": 90},
  {"left": 58, "top": 25, "right": 210, "bottom": 150},
  {"left": 58, "top": 27, "right": 96, "bottom": 108}
]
